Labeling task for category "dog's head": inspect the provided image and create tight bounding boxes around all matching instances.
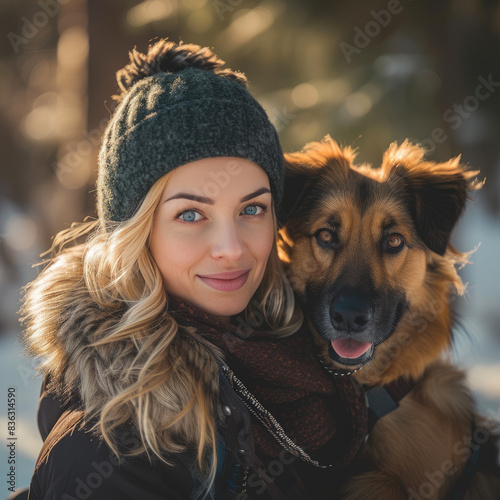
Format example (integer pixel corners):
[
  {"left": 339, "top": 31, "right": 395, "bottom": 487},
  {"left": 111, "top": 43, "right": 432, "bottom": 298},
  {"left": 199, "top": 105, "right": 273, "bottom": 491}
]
[{"left": 279, "top": 136, "right": 482, "bottom": 384}]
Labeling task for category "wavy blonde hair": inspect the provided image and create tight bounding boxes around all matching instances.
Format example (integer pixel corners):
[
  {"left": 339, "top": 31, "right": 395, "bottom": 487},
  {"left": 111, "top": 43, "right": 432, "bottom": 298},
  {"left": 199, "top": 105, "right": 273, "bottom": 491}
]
[{"left": 20, "top": 169, "right": 302, "bottom": 494}]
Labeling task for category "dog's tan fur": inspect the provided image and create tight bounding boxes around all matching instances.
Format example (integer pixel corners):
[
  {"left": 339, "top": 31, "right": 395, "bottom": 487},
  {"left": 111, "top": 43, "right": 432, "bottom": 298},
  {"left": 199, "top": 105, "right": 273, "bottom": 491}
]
[{"left": 279, "top": 136, "right": 500, "bottom": 499}]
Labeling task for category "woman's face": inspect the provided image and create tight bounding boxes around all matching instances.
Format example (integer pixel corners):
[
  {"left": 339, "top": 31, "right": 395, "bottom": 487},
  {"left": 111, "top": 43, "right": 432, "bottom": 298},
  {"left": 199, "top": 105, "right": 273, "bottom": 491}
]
[{"left": 149, "top": 157, "right": 275, "bottom": 319}]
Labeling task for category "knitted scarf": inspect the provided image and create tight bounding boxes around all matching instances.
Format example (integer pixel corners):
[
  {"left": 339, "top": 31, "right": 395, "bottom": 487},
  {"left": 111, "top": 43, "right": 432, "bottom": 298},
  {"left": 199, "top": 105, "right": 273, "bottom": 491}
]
[{"left": 168, "top": 298, "right": 368, "bottom": 468}]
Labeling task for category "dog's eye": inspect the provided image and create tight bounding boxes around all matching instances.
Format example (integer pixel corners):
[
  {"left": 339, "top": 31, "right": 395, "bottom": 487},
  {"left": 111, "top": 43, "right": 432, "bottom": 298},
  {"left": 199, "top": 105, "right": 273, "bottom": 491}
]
[
  {"left": 315, "top": 229, "right": 339, "bottom": 249},
  {"left": 385, "top": 233, "right": 405, "bottom": 253}
]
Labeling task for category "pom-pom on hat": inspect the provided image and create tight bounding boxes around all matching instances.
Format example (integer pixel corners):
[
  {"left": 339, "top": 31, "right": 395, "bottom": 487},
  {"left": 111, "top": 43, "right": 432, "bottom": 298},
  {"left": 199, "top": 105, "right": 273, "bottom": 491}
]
[{"left": 97, "top": 39, "right": 284, "bottom": 222}]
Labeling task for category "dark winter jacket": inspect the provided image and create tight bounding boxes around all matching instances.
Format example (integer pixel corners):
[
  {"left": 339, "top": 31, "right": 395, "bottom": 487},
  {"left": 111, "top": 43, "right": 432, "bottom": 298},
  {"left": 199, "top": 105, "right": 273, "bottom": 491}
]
[{"left": 27, "top": 370, "right": 314, "bottom": 500}]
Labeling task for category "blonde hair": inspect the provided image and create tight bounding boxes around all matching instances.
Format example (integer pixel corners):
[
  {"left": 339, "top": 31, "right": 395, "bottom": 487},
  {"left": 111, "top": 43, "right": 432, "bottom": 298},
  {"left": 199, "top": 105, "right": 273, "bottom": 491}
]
[{"left": 20, "top": 169, "right": 302, "bottom": 495}]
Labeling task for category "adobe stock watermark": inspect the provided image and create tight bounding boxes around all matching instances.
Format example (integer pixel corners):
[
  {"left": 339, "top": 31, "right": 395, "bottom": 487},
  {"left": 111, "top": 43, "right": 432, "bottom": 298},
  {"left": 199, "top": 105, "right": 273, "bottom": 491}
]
[
  {"left": 414, "top": 74, "right": 500, "bottom": 155},
  {"left": 219, "top": 277, "right": 293, "bottom": 354},
  {"left": 213, "top": 0, "right": 245, "bottom": 21},
  {"left": 407, "top": 410, "right": 500, "bottom": 500},
  {"left": 60, "top": 430, "right": 141, "bottom": 500},
  {"left": 356, "top": 280, "right": 468, "bottom": 381},
  {"left": 178, "top": 158, "right": 244, "bottom": 201},
  {"left": 236, "top": 449, "right": 297, "bottom": 500},
  {"left": 53, "top": 118, "right": 109, "bottom": 183},
  {"left": 7, "top": 0, "right": 70, "bottom": 54},
  {"left": 340, "top": 0, "right": 406, "bottom": 63},
  {"left": 17, "top": 362, "right": 41, "bottom": 387},
  {"left": 268, "top": 106, "right": 296, "bottom": 133}
]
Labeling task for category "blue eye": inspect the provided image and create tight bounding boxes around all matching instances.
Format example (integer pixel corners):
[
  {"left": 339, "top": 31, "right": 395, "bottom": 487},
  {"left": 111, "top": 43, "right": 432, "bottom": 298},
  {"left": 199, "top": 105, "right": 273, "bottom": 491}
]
[
  {"left": 242, "top": 204, "right": 265, "bottom": 216},
  {"left": 179, "top": 210, "right": 201, "bottom": 222}
]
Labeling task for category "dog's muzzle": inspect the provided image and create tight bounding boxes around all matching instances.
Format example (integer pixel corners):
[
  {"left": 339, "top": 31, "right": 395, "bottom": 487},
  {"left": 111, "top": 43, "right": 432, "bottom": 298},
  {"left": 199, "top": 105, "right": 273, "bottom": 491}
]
[{"left": 326, "top": 292, "right": 375, "bottom": 365}]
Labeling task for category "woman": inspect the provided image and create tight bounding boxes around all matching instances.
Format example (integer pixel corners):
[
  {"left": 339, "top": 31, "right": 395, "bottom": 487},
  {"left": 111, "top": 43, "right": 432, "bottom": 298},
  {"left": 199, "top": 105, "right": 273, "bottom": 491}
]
[{"left": 19, "top": 39, "right": 368, "bottom": 499}]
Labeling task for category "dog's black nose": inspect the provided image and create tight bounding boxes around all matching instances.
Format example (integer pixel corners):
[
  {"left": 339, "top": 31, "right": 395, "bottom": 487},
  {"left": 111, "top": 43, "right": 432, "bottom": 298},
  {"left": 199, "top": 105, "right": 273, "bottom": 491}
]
[{"left": 330, "top": 294, "right": 372, "bottom": 332}]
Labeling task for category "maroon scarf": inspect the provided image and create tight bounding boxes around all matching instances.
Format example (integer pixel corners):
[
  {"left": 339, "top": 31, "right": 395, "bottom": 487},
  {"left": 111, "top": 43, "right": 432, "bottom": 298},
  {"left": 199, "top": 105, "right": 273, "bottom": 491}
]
[{"left": 169, "top": 298, "right": 368, "bottom": 467}]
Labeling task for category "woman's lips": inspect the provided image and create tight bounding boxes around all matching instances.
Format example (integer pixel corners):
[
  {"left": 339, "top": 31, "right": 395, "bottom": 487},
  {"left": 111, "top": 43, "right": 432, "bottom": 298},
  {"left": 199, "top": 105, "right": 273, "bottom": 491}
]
[{"left": 198, "top": 270, "right": 251, "bottom": 292}]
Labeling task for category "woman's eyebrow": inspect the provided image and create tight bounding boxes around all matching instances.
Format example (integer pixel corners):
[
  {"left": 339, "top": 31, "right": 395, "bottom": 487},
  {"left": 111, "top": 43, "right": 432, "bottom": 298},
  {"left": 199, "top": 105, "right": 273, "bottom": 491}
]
[
  {"left": 163, "top": 193, "right": 213, "bottom": 204},
  {"left": 163, "top": 187, "right": 271, "bottom": 204},
  {"left": 240, "top": 187, "right": 271, "bottom": 202}
]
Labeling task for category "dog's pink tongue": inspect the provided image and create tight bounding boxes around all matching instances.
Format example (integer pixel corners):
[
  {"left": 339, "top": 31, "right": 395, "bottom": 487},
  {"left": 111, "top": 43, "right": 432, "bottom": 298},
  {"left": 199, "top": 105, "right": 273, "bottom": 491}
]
[{"left": 331, "top": 339, "right": 372, "bottom": 359}]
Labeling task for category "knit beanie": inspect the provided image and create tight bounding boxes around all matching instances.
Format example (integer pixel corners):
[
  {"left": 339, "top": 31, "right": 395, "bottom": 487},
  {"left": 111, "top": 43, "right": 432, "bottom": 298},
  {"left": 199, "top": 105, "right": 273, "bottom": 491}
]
[{"left": 97, "top": 39, "right": 284, "bottom": 222}]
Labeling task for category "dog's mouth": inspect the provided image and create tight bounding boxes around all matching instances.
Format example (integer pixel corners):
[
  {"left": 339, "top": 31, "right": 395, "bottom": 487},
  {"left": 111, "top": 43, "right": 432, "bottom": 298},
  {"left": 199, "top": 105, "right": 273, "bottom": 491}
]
[
  {"left": 323, "top": 300, "right": 405, "bottom": 368},
  {"left": 329, "top": 339, "right": 374, "bottom": 366}
]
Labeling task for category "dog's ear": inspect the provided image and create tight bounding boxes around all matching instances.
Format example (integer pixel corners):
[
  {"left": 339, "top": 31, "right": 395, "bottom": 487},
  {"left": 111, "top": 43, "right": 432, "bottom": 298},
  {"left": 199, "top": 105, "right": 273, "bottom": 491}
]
[
  {"left": 278, "top": 152, "right": 318, "bottom": 227},
  {"left": 278, "top": 135, "right": 354, "bottom": 227},
  {"left": 382, "top": 141, "right": 483, "bottom": 255}
]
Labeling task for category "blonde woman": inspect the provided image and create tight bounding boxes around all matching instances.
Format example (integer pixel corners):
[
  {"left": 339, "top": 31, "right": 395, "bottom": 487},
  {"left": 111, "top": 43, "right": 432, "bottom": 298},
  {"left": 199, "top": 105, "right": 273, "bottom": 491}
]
[{"left": 19, "top": 39, "right": 368, "bottom": 500}]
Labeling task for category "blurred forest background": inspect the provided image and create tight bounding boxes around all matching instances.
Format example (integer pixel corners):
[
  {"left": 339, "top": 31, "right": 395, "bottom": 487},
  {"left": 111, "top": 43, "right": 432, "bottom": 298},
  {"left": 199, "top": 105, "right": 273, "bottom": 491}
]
[{"left": 1, "top": 0, "right": 500, "bottom": 492}]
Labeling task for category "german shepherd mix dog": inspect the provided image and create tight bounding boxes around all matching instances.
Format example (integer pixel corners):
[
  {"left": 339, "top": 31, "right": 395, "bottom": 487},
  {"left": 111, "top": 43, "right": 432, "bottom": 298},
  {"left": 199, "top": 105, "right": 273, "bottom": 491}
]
[{"left": 278, "top": 136, "right": 500, "bottom": 499}]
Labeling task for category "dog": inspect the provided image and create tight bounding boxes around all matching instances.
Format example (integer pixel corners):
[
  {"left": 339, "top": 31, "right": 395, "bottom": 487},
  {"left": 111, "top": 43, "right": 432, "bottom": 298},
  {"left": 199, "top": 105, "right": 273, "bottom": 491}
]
[{"left": 278, "top": 135, "right": 500, "bottom": 499}]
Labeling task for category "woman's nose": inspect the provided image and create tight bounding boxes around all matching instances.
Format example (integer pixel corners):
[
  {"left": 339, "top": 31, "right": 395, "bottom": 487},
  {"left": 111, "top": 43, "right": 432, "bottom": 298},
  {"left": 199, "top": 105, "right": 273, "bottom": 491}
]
[{"left": 211, "top": 221, "right": 245, "bottom": 260}]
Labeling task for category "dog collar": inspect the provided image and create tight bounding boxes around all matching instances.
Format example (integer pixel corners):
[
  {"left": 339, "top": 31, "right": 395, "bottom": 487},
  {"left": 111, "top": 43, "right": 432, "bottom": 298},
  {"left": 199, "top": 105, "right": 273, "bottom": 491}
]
[{"left": 316, "top": 354, "right": 363, "bottom": 376}]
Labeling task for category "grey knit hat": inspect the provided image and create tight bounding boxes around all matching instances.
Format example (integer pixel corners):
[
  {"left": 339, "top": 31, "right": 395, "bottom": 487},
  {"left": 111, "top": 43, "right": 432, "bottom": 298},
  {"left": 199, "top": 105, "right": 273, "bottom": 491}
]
[{"left": 97, "top": 40, "right": 284, "bottom": 222}]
